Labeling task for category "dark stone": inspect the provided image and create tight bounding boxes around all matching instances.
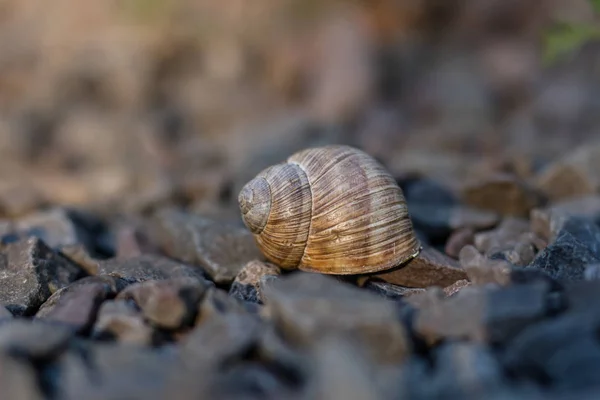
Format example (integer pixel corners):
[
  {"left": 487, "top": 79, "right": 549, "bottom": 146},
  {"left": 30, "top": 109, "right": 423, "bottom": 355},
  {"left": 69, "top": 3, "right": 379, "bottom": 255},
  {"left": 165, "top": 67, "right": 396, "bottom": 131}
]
[
  {"left": 0, "top": 237, "right": 88, "bottom": 316},
  {"left": 117, "top": 278, "right": 211, "bottom": 330},
  {"left": 229, "top": 260, "right": 281, "bottom": 304},
  {"left": 98, "top": 254, "right": 210, "bottom": 285},
  {"left": 503, "top": 312, "right": 600, "bottom": 392},
  {"left": 415, "top": 282, "right": 549, "bottom": 345},
  {"left": 0, "top": 319, "right": 73, "bottom": 360},
  {"left": 527, "top": 228, "right": 600, "bottom": 282},
  {"left": 560, "top": 217, "right": 600, "bottom": 259},
  {"left": 262, "top": 272, "right": 411, "bottom": 364},
  {"left": 35, "top": 276, "right": 127, "bottom": 333},
  {"left": 363, "top": 280, "right": 426, "bottom": 301},
  {"left": 92, "top": 300, "right": 154, "bottom": 345},
  {"left": 150, "top": 209, "right": 263, "bottom": 284},
  {"left": 373, "top": 246, "right": 468, "bottom": 288}
]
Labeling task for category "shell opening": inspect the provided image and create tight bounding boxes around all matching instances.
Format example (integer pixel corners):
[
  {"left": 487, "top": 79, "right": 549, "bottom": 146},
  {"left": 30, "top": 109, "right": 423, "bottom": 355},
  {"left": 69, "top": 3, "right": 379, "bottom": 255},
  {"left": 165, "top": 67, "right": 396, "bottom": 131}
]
[{"left": 238, "top": 177, "right": 271, "bottom": 234}]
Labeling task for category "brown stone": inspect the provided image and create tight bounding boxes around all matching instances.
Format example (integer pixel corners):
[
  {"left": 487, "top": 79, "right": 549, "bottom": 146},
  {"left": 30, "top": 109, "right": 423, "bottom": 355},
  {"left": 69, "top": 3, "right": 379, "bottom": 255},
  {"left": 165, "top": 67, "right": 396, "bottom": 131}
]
[
  {"left": 262, "top": 272, "right": 410, "bottom": 364},
  {"left": 92, "top": 300, "right": 154, "bottom": 345},
  {"left": 443, "top": 279, "right": 472, "bottom": 297},
  {"left": 58, "top": 244, "right": 100, "bottom": 275},
  {"left": 462, "top": 173, "right": 541, "bottom": 217},
  {"left": 115, "top": 223, "right": 160, "bottom": 259},
  {"left": 535, "top": 143, "right": 600, "bottom": 202},
  {"left": 117, "top": 278, "right": 211, "bottom": 330},
  {"left": 373, "top": 246, "right": 468, "bottom": 288},
  {"left": 36, "top": 276, "right": 127, "bottom": 333},
  {"left": 229, "top": 260, "right": 281, "bottom": 303},
  {"left": 445, "top": 228, "right": 475, "bottom": 259},
  {"left": 151, "top": 209, "right": 263, "bottom": 284}
]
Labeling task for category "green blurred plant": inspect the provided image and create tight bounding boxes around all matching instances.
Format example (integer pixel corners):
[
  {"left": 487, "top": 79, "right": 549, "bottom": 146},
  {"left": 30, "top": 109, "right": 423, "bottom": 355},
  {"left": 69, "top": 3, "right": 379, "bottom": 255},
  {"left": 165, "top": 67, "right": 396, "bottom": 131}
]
[{"left": 543, "top": 0, "right": 600, "bottom": 64}]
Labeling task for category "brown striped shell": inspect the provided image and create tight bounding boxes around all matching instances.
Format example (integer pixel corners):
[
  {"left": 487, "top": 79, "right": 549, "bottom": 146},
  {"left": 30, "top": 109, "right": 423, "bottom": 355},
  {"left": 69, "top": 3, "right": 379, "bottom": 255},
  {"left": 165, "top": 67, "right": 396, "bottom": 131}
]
[{"left": 238, "top": 145, "right": 421, "bottom": 275}]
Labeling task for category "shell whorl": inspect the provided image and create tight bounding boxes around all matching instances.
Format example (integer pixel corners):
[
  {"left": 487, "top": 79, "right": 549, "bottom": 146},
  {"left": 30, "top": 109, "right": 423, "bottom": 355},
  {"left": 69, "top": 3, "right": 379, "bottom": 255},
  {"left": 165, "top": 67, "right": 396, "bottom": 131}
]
[
  {"left": 239, "top": 177, "right": 271, "bottom": 234},
  {"left": 240, "top": 162, "right": 312, "bottom": 270}
]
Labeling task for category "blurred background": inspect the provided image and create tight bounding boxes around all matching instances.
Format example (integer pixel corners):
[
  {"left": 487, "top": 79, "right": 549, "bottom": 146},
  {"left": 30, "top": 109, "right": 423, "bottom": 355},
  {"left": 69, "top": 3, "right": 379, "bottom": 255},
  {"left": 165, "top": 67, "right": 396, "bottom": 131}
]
[{"left": 0, "top": 0, "right": 598, "bottom": 221}]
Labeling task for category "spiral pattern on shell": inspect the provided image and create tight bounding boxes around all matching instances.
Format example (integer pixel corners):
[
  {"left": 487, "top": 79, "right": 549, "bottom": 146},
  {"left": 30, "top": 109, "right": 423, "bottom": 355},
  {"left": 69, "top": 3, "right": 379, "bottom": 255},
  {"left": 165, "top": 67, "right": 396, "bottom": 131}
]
[{"left": 238, "top": 145, "right": 421, "bottom": 275}]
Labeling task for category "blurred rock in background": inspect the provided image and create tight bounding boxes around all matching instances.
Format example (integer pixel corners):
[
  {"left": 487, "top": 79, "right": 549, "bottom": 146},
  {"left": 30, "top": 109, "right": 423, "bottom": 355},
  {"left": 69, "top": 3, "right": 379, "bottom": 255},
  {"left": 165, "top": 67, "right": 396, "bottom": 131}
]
[{"left": 0, "top": 0, "right": 597, "bottom": 222}]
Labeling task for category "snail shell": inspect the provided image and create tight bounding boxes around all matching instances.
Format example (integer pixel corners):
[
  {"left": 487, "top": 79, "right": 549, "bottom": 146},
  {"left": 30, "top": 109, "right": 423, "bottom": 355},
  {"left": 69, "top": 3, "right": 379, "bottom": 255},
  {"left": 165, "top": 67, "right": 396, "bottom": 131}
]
[{"left": 238, "top": 145, "right": 421, "bottom": 275}]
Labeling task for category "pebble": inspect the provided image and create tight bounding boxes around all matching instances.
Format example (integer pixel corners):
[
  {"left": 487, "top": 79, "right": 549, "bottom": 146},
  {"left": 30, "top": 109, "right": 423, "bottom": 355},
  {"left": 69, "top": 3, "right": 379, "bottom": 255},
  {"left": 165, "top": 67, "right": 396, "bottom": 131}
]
[
  {"left": 460, "top": 245, "right": 513, "bottom": 285},
  {"left": 117, "top": 278, "right": 211, "bottom": 330},
  {"left": 0, "top": 237, "right": 88, "bottom": 316},
  {"left": 373, "top": 246, "right": 468, "bottom": 288},
  {"left": 150, "top": 209, "right": 264, "bottom": 284},
  {"left": 36, "top": 276, "right": 128, "bottom": 333},
  {"left": 445, "top": 227, "right": 475, "bottom": 259},
  {"left": 527, "top": 220, "right": 600, "bottom": 282},
  {"left": 262, "top": 272, "right": 411, "bottom": 364},
  {"left": 228, "top": 260, "right": 281, "bottom": 304},
  {"left": 92, "top": 300, "right": 154, "bottom": 345}
]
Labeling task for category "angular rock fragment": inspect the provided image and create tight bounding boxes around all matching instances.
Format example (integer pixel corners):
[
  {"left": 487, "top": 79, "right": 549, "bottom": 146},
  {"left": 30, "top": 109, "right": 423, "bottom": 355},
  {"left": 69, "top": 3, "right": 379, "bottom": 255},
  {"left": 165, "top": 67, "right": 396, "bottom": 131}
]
[
  {"left": 0, "top": 353, "right": 45, "bottom": 400},
  {"left": 117, "top": 278, "right": 211, "bottom": 330},
  {"left": 374, "top": 246, "right": 468, "bottom": 288},
  {"left": 0, "top": 237, "right": 88, "bottom": 315},
  {"left": 35, "top": 276, "right": 127, "bottom": 333},
  {"left": 462, "top": 173, "right": 541, "bottom": 217},
  {"left": 0, "top": 319, "right": 73, "bottom": 360},
  {"left": 527, "top": 221, "right": 600, "bottom": 282},
  {"left": 229, "top": 260, "right": 281, "bottom": 304},
  {"left": 58, "top": 244, "right": 101, "bottom": 275},
  {"left": 443, "top": 279, "right": 471, "bottom": 297},
  {"left": 98, "top": 254, "right": 210, "bottom": 285},
  {"left": 92, "top": 300, "right": 154, "bottom": 345},
  {"left": 363, "top": 280, "right": 426, "bottom": 301},
  {"left": 150, "top": 209, "right": 263, "bottom": 284},
  {"left": 415, "top": 282, "right": 549, "bottom": 345},
  {"left": 262, "top": 272, "right": 410, "bottom": 364}
]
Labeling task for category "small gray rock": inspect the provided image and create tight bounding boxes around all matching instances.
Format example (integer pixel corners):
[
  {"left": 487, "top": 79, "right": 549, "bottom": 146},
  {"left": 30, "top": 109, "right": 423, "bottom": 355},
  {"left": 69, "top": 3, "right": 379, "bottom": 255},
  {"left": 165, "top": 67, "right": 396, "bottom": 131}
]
[
  {"left": 150, "top": 209, "right": 264, "bottom": 284},
  {"left": 0, "top": 237, "right": 88, "bottom": 316},
  {"left": 92, "top": 300, "right": 154, "bottom": 345},
  {"left": 262, "top": 272, "right": 411, "bottom": 364}
]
